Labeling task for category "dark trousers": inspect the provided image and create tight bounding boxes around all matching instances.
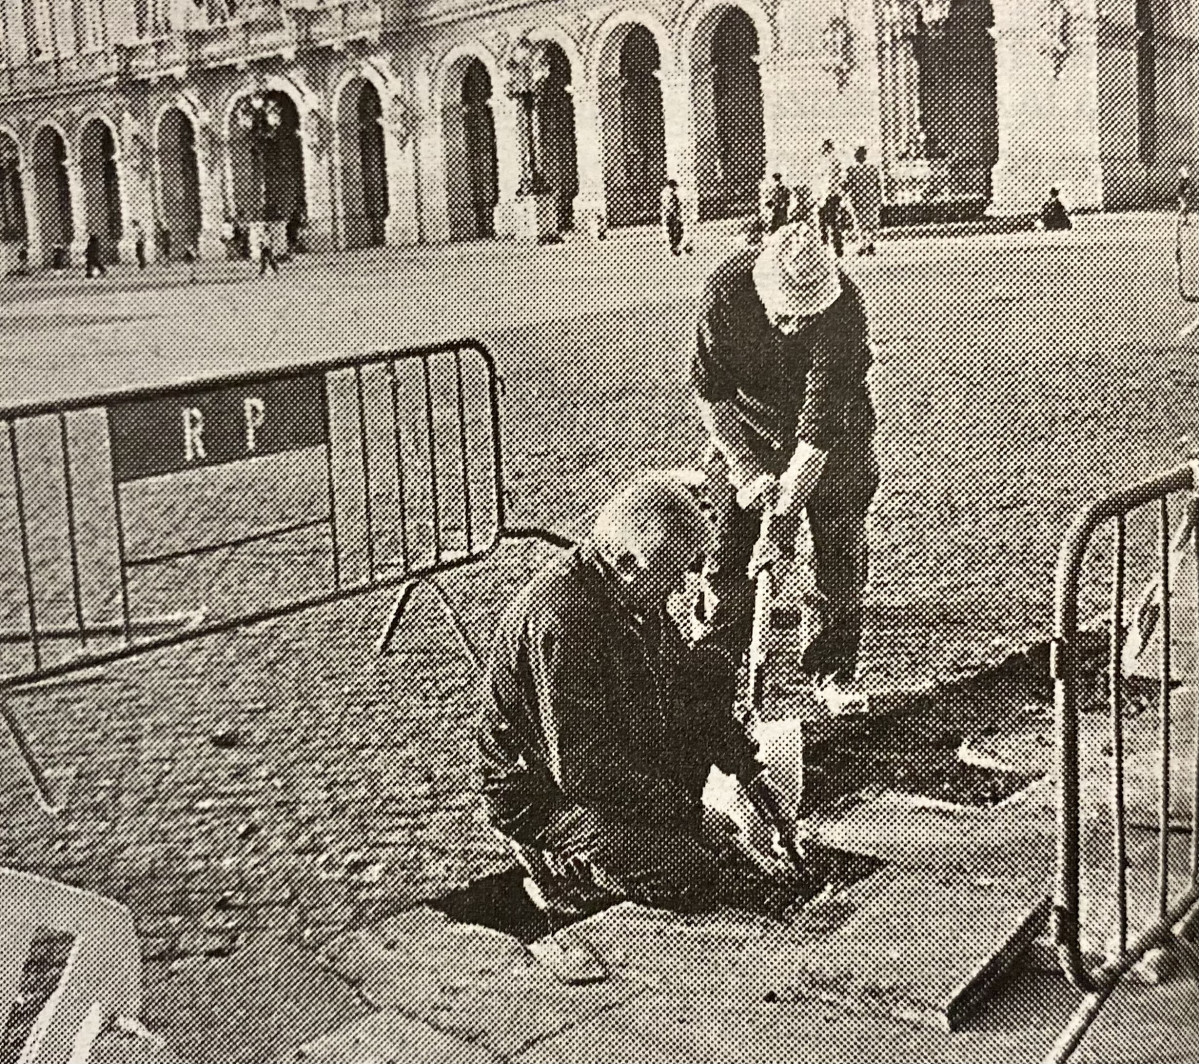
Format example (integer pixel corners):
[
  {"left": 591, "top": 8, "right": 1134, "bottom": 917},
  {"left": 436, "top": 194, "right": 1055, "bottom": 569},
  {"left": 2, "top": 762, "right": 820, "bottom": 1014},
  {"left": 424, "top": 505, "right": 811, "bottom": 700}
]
[
  {"left": 665, "top": 216, "right": 684, "bottom": 254},
  {"left": 135, "top": 241, "right": 146, "bottom": 270},
  {"left": 698, "top": 432, "right": 879, "bottom": 681},
  {"left": 259, "top": 246, "right": 279, "bottom": 275},
  {"left": 530, "top": 804, "right": 783, "bottom": 915},
  {"left": 818, "top": 195, "right": 844, "bottom": 257}
]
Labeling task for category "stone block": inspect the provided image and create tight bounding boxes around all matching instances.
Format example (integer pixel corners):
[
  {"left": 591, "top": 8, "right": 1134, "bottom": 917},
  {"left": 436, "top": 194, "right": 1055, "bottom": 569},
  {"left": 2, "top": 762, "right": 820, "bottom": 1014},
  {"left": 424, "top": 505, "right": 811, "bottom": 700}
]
[
  {"left": 293, "top": 1010, "right": 496, "bottom": 1064},
  {"left": 763, "top": 869, "right": 1051, "bottom": 1031},
  {"left": 317, "top": 906, "right": 643, "bottom": 1057}
]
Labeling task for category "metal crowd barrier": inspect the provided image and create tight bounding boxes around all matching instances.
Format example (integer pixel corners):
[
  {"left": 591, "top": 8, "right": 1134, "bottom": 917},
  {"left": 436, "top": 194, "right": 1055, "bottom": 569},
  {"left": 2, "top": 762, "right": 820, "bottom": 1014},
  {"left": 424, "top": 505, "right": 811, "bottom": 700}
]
[
  {"left": 1048, "top": 462, "right": 1199, "bottom": 1059},
  {"left": 0, "top": 340, "right": 567, "bottom": 814}
]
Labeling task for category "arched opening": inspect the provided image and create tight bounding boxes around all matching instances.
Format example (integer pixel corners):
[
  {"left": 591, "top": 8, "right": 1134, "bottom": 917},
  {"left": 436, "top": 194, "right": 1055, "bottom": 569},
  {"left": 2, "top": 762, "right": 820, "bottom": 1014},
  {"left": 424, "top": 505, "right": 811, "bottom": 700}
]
[
  {"left": 597, "top": 25, "right": 668, "bottom": 227},
  {"left": 31, "top": 126, "right": 73, "bottom": 266},
  {"left": 157, "top": 108, "right": 203, "bottom": 253},
  {"left": 443, "top": 58, "right": 498, "bottom": 241},
  {"left": 690, "top": 7, "right": 765, "bottom": 221},
  {"left": 0, "top": 135, "right": 28, "bottom": 245},
  {"left": 913, "top": 0, "right": 999, "bottom": 201},
  {"left": 228, "top": 90, "right": 307, "bottom": 228},
  {"left": 336, "top": 78, "right": 389, "bottom": 249},
  {"left": 1136, "top": 0, "right": 1156, "bottom": 167},
  {"left": 79, "top": 119, "right": 122, "bottom": 264},
  {"left": 535, "top": 42, "right": 579, "bottom": 231}
]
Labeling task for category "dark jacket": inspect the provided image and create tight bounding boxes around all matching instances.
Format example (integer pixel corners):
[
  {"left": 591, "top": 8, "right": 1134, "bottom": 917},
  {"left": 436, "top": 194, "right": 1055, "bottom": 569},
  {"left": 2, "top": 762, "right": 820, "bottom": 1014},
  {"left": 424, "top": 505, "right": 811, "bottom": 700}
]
[
  {"left": 692, "top": 248, "right": 875, "bottom": 462},
  {"left": 477, "top": 544, "right": 760, "bottom": 842}
]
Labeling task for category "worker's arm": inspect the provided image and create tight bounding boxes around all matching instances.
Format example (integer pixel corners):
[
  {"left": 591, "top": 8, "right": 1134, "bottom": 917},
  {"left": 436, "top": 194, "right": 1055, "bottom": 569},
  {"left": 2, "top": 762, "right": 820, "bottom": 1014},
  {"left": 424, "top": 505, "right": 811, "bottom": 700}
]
[{"left": 527, "top": 611, "right": 697, "bottom": 827}]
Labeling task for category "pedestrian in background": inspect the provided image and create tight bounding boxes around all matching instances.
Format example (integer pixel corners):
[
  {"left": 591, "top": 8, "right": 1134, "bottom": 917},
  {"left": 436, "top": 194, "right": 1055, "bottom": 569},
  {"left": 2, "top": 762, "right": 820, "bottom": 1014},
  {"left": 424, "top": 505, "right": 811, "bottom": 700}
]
[
  {"left": 156, "top": 220, "right": 171, "bottom": 265},
  {"left": 814, "top": 140, "right": 844, "bottom": 258},
  {"left": 762, "top": 173, "right": 792, "bottom": 233},
  {"left": 132, "top": 220, "right": 147, "bottom": 270},
  {"left": 843, "top": 147, "right": 882, "bottom": 256},
  {"left": 660, "top": 178, "right": 685, "bottom": 256},
  {"left": 84, "top": 232, "right": 106, "bottom": 279},
  {"left": 1037, "top": 188, "right": 1071, "bottom": 231},
  {"left": 256, "top": 222, "right": 279, "bottom": 276}
]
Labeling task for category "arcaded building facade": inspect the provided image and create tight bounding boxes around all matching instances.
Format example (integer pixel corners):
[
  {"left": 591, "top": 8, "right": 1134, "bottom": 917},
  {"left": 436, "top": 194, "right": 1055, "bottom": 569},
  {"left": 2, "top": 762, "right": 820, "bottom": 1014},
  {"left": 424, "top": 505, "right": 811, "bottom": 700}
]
[{"left": 0, "top": 0, "right": 1194, "bottom": 266}]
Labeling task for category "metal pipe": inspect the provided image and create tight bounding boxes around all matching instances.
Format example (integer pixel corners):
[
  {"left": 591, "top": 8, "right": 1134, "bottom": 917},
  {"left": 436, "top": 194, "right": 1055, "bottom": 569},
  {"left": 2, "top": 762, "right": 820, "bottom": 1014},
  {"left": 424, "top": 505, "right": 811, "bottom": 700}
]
[
  {"left": 8, "top": 421, "right": 42, "bottom": 672},
  {"left": 1044, "top": 888, "right": 1199, "bottom": 1064},
  {"left": 1110, "top": 515, "right": 1127, "bottom": 954},
  {"left": 1159, "top": 497, "right": 1172, "bottom": 921},
  {"left": 58, "top": 413, "right": 87, "bottom": 650}
]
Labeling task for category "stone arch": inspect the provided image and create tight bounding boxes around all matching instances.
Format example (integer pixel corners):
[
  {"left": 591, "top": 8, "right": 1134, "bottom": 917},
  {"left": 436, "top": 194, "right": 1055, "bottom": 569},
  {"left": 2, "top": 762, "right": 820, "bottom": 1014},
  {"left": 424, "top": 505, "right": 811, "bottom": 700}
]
[
  {"left": 78, "top": 114, "right": 123, "bottom": 263},
  {"left": 0, "top": 127, "right": 28, "bottom": 246},
  {"left": 595, "top": 20, "right": 669, "bottom": 227},
  {"left": 528, "top": 36, "right": 580, "bottom": 231},
  {"left": 156, "top": 106, "right": 203, "bottom": 254},
  {"left": 676, "top": 0, "right": 777, "bottom": 61},
  {"left": 525, "top": 24, "right": 584, "bottom": 80},
  {"left": 225, "top": 83, "right": 307, "bottom": 228},
  {"left": 683, "top": 3, "right": 767, "bottom": 220},
  {"left": 431, "top": 43, "right": 502, "bottom": 117},
  {"left": 333, "top": 71, "right": 390, "bottom": 249},
  {"left": 588, "top": 9, "right": 673, "bottom": 87},
  {"left": 30, "top": 122, "right": 74, "bottom": 266},
  {"left": 439, "top": 50, "right": 500, "bottom": 240}
]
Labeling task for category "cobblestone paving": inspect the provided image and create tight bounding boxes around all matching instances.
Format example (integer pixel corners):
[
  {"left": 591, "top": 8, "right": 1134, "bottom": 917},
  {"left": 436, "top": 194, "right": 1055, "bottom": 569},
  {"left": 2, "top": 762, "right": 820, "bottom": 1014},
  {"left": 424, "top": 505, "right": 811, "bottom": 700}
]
[{"left": 0, "top": 216, "right": 1194, "bottom": 1060}]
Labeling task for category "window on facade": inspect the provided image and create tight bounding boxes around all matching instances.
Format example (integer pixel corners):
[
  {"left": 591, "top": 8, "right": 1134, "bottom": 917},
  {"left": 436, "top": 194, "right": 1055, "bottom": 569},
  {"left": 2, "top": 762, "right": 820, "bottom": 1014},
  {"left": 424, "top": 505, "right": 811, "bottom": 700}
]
[
  {"left": 24, "top": 0, "right": 56, "bottom": 61},
  {"left": 1136, "top": 0, "right": 1157, "bottom": 166}
]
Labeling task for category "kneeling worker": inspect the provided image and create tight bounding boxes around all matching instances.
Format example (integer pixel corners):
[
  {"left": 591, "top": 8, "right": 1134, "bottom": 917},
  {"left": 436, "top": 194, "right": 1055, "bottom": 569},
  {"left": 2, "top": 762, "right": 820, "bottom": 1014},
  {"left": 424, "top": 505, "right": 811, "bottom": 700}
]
[{"left": 477, "top": 473, "right": 805, "bottom": 917}]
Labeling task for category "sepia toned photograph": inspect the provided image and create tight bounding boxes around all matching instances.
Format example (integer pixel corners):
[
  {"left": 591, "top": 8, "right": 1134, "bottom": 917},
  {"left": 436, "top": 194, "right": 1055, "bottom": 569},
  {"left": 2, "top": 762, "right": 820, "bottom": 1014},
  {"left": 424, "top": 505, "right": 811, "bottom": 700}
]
[{"left": 0, "top": 0, "right": 1196, "bottom": 1061}]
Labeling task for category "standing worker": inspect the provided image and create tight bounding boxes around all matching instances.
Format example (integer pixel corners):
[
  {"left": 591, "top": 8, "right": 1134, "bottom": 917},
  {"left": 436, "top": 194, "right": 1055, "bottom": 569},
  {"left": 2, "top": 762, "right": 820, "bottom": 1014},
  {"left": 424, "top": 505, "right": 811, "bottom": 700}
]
[{"left": 690, "top": 199, "right": 878, "bottom": 704}]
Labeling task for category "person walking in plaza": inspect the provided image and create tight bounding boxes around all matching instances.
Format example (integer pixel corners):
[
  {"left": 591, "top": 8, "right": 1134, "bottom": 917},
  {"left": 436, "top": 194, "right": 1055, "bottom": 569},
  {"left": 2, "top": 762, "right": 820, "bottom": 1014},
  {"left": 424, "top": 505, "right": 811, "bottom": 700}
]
[
  {"left": 660, "top": 178, "right": 686, "bottom": 255},
  {"left": 843, "top": 146, "right": 882, "bottom": 256},
  {"left": 691, "top": 207, "right": 878, "bottom": 705},
  {"left": 131, "top": 220, "right": 147, "bottom": 270},
  {"left": 814, "top": 140, "right": 845, "bottom": 258},
  {"left": 255, "top": 222, "right": 279, "bottom": 276},
  {"left": 84, "top": 232, "right": 106, "bottom": 279},
  {"left": 478, "top": 472, "right": 810, "bottom": 918},
  {"left": 762, "top": 172, "right": 792, "bottom": 234}
]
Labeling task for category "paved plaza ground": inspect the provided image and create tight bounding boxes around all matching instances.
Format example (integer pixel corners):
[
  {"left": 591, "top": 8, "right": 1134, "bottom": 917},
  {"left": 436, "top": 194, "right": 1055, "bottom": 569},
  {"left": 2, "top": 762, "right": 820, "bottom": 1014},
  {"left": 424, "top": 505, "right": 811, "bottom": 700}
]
[{"left": 0, "top": 216, "right": 1197, "bottom": 1061}]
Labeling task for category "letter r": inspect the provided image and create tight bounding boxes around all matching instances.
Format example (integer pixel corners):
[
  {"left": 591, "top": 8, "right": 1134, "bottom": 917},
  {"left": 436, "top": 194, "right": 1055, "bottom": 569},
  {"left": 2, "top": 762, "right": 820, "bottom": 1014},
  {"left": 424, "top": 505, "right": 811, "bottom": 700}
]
[{"left": 182, "top": 408, "right": 206, "bottom": 461}]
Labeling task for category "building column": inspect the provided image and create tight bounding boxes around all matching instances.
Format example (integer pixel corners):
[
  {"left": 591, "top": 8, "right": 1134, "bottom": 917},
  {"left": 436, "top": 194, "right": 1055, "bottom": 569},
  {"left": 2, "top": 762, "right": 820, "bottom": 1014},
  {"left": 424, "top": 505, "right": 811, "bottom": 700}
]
[
  {"left": 381, "top": 104, "right": 420, "bottom": 247},
  {"left": 62, "top": 148, "right": 88, "bottom": 262},
  {"left": 490, "top": 92, "right": 522, "bottom": 239},
  {"left": 301, "top": 109, "right": 334, "bottom": 253},
  {"left": 17, "top": 163, "right": 40, "bottom": 266},
  {"left": 194, "top": 123, "right": 228, "bottom": 259},
  {"left": 419, "top": 104, "right": 453, "bottom": 244},
  {"left": 988, "top": 3, "right": 1103, "bottom": 213},
  {"left": 656, "top": 67, "right": 698, "bottom": 227},
  {"left": 568, "top": 80, "right": 605, "bottom": 237}
]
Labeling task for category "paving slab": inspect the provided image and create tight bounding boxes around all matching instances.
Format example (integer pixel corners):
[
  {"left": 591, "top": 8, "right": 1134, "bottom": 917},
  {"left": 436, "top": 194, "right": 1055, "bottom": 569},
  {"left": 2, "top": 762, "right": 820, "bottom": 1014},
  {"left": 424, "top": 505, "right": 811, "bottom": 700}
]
[
  {"left": 292, "top": 1010, "right": 500, "bottom": 1064},
  {"left": 317, "top": 905, "right": 645, "bottom": 1058},
  {"left": 1073, "top": 978, "right": 1199, "bottom": 1064},
  {"left": 750, "top": 868, "right": 1050, "bottom": 1032},
  {"left": 809, "top": 782, "right": 1056, "bottom": 876},
  {"left": 515, "top": 970, "right": 1076, "bottom": 1064},
  {"left": 138, "top": 934, "right": 370, "bottom": 1064}
]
